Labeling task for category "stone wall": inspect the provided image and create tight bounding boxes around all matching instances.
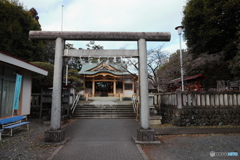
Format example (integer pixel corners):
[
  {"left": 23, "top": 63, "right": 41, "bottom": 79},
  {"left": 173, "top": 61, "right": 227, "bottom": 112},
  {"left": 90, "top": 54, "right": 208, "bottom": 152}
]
[{"left": 161, "top": 107, "right": 240, "bottom": 126}]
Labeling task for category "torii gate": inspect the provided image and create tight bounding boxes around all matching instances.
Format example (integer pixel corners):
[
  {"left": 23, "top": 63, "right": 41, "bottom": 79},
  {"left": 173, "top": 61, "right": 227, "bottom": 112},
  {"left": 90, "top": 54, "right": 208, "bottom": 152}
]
[{"left": 29, "top": 31, "right": 171, "bottom": 142}]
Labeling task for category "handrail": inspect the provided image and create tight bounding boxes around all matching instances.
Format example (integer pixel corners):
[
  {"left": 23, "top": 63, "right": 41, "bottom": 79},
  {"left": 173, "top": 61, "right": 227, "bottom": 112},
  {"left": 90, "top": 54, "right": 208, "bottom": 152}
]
[{"left": 71, "top": 92, "right": 81, "bottom": 114}]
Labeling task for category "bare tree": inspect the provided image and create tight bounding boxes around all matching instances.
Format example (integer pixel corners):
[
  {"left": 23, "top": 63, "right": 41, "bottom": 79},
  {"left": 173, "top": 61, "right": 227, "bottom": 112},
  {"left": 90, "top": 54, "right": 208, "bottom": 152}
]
[
  {"left": 86, "top": 41, "right": 104, "bottom": 50},
  {"left": 158, "top": 49, "right": 221, "bottom": 91},
  {"left": 121, "top": 44, "right": 169, "bottom": 92},
  {"left": 147, "top": 46, "right": 169, "bottom": 91}
]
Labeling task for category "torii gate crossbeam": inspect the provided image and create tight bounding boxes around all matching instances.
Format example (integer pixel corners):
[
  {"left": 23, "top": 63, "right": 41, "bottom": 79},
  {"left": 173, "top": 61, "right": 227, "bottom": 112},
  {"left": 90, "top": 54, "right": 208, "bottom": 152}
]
[
  {"left": 29, "top": 31, "right": 170, "bottom": 41},
  {"left": 63, "top": 49, "right": 139, "bottom": 58},
  {"left": 29, "top": 31, "right": 171, "bottom": 143}
]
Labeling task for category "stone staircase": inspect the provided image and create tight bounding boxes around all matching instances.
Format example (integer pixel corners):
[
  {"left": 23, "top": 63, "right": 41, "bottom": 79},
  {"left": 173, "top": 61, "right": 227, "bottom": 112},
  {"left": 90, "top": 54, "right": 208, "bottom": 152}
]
[{"left": 72, "top": 103, "right": 135, "bottom": 119}]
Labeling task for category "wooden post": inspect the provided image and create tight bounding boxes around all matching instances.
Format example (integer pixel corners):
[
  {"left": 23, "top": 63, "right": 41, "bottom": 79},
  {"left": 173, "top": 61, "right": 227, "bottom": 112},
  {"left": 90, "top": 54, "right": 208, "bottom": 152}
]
[
  {"left": 119, "top": 93, "right": 122, "bottom": 101},
  {"left": 86, "top": 93, "right": 89, "bottom": 101},
  {"left": 113, "top": 79, "right": 116, "bottom": 97},
  {"left": 92, "top": 79, "right": 95, "bottom": 97}
]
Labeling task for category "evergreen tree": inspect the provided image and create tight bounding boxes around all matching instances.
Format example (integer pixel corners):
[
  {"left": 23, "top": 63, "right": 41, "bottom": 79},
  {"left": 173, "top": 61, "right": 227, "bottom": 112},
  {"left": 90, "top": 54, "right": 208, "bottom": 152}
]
[
  {"left": 229, "top": 31, "right": 240, "bottom": 78},
  {"left": 182, "top": 0, "right": 240, "bottom": 60},
  {"left": 31, "top": 62, "right": 54, "bottom": 92},
  {"left": 0, "top": 0, "right": 45, "bottom": 62}
]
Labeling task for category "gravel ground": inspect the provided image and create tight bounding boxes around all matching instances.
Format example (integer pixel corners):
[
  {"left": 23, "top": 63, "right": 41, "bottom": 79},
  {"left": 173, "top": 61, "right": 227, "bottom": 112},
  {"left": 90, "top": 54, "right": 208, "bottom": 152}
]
[
  {"left": 1, "top": 118, "right": 240, "bottom": 160},
  {"left": 141, "top": 133, "right": 240, "bottom": 160},
  {"left": 0, "top": 118, "right": 61, "bottom": 160}
]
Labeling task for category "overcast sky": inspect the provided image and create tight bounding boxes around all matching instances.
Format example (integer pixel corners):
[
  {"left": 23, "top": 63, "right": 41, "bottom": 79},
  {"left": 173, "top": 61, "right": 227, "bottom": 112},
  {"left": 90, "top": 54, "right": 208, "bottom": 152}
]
[{"left": 20, "top": 0, "right": 187, "bottom": 54}]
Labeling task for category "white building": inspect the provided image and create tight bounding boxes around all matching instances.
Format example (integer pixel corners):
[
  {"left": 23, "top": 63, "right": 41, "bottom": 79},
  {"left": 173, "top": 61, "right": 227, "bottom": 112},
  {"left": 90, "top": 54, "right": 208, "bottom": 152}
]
[{"left": 0, "top": 51, "right": 48, "bottom": 119}]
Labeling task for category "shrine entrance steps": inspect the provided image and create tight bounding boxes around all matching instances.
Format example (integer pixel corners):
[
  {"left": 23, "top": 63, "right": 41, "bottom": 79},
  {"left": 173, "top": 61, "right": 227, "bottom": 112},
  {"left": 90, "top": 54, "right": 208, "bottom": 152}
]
[
  {"left": 88, "top": 97, "right": 120, "bottom": 101},
  {"left": 72, "top": 100, "right": 135, "bottom": 119}
]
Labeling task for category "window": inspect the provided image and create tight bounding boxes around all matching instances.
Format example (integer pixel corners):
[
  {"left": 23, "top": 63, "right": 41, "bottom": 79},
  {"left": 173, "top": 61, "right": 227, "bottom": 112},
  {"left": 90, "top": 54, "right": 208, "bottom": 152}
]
[
  {"left": 1, "top": 80, "right": 15, "bottom": 117},
  {"left": 0, "top": 65, "right": 17, "bottom": 117},
  {"left": 116, "top": 82, "right": 123, "bottom": 88},
  {"left": 124, "top": 83, "right": 132, "bottom": 90}
]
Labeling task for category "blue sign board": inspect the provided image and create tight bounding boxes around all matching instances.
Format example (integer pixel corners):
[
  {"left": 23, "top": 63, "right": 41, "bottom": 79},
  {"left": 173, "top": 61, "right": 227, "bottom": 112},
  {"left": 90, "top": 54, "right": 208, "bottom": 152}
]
[{"left": 13, "top": 74, "right": 22, "bottom": 110}]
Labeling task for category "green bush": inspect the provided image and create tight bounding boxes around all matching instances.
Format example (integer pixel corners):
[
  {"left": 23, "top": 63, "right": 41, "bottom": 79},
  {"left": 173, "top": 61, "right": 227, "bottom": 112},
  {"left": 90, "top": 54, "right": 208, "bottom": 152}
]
[{"left": 31, "top": 62, "right": 54, "bottom": 92}]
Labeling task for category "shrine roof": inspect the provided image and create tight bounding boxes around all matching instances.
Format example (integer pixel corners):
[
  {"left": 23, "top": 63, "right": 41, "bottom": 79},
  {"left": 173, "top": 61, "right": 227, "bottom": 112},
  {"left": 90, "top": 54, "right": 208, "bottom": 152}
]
[
  {"left": 79, "top": 62, "right": 131, "bottom": 76},
  {"left": 168, "top": 74, "right": 207, "bottom": 84}
]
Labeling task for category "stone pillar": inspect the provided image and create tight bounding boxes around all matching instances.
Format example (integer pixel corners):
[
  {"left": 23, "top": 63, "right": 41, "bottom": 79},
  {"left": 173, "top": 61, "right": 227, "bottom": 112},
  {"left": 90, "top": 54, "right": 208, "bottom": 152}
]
[
  {"left": 138, "top": 38, "right": 150, "bottom": 129},
  {"left": 176, "top": 89, "right": 183, "bottom": 109},
  {"left": 45, "top": 37, "right": 65, "bottom": 142}
]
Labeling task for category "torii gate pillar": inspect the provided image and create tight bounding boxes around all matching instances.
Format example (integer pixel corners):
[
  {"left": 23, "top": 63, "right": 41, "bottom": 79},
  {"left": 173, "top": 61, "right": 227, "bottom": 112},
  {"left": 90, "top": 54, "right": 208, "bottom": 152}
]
[{"left": 45, "top": 37, "right": 66, "bottom": 142}]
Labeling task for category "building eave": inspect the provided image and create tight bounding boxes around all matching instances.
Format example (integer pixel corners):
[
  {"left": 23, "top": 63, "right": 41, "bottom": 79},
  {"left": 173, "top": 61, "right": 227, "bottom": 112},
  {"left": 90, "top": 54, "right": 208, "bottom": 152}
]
[{"left": 0, "top": 51, "right": 48, "bottom": 76}]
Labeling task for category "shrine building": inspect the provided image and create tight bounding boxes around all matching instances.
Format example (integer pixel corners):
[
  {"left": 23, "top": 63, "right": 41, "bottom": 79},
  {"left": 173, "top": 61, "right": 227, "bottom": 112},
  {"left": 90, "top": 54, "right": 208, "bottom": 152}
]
[{"left": 79, "top": 60, "right": 137, "bottom": 98}]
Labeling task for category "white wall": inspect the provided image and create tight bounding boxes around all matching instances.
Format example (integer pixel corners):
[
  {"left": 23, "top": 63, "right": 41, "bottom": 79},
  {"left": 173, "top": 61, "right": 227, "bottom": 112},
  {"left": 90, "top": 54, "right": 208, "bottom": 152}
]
[{"left": 21, "top": 70, "right": 32, "bottom": 115}]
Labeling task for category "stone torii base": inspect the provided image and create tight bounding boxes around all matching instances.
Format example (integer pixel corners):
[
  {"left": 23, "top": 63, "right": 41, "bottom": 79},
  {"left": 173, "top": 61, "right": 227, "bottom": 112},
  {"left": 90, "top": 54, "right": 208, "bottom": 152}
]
[{"left": 29, "top": 31, "right": 171, "bottom": 143}]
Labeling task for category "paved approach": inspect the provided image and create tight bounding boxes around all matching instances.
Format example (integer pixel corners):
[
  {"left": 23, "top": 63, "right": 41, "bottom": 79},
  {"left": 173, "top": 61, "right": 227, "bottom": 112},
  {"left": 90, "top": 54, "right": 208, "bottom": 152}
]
[{"left": 52, "top": 119, "right": 144, "bottom": 160}]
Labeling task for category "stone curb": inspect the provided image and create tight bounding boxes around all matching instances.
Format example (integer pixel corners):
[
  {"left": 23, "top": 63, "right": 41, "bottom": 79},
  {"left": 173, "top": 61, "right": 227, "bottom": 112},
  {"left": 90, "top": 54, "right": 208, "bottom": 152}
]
[
  {"left": 154, "top": 128, "right": 240, "bottom": 135},
  {"left": 135, "top": 144, "right": 149, "bottom": 160},
  {"left": 132, "top": 137, "right": 161, "bottom": 145},
  {"left": 45, "top": 119, "right": 76, "bottom": 159}
]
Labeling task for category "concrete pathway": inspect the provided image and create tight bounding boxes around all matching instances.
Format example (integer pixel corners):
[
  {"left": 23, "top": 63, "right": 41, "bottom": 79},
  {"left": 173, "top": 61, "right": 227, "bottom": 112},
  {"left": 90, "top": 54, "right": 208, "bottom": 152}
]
[{"left": 52, "top": 119, "right": 144, "bottom": 160}]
